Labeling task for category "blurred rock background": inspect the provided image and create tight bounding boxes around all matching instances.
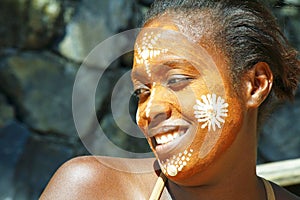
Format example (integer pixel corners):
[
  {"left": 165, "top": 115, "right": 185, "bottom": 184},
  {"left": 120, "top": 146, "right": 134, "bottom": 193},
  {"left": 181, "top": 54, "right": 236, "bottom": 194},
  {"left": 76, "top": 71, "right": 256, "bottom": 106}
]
[{"left": 0, "top": 0, "right": 299, "bottom": 199}]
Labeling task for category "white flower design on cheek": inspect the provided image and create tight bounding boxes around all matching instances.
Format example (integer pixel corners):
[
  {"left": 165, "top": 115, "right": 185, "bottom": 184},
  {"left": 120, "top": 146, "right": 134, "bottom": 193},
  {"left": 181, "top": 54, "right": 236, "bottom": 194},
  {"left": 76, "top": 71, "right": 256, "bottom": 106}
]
[{"left": 193, "top": 93, "right": 229, "bottom": 131}]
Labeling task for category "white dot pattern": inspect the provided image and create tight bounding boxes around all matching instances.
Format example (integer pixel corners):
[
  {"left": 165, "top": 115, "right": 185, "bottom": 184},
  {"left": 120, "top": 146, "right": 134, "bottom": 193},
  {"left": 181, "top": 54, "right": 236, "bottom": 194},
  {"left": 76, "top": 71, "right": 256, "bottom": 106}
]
[
  {"left": 161, "top": 149, "right": 193, "bottom": 176},
  {"left": 135, "top": 32, "right": 168, "bottom": 78}
]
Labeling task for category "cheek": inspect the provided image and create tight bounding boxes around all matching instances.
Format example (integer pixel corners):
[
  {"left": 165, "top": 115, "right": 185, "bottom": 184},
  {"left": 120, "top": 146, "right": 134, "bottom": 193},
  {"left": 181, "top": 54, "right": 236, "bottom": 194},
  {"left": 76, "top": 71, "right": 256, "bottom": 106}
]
[
  {"left": 136, "top": 103, "right": 147, "bottom": 133},
  {"left": 177, "top": 83, "right": 210, "bottom": 120},
  {"left": 185, "top": 82, "right": 240, "bottom": 159},
  {"left": 176, "top": 95, "right": 243, "bottom": 179},
  {"left": 136, "top": 107, "right": 142, "bottom": 129},
  {"left": 189, "top": 93, "right": 229, "bottom": 160},
  {"left": 195, "top": 94, "right": 244, "bottom": 162},
  {"left": 136, "top": 104, "right": 155, "bottom": 150},
  {"left": 193, "top": 93, "right": 229, "bottom": 132},
  {"left": 219, "top": 95, "right": 244, "bottom": 143}
]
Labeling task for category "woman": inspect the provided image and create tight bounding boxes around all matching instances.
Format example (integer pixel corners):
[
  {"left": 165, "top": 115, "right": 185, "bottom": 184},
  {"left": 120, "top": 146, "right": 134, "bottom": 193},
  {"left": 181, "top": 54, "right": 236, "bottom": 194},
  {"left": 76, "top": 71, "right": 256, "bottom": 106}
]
[{"left": 41, "top": 0, "right": 300, "bottom": 199}]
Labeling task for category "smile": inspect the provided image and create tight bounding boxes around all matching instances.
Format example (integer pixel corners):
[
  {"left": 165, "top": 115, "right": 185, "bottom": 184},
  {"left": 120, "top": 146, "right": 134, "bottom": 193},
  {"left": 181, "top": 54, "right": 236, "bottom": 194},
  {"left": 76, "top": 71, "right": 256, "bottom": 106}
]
[
  {"left": 147, "top": 119, "right": 194, "bottom": 159},
  {"left": 154, "top": 129, "right": 186, "bottom": 145},
  {"left": 149, "top": 124, "right": 189, "bottom": 150}
]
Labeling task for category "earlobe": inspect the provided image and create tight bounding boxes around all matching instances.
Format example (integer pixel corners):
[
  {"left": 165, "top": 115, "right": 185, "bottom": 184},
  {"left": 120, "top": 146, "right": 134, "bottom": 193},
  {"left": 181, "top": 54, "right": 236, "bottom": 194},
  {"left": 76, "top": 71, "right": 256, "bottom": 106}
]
[{"left": 246, "top": 62, "right": 273, "bottom": 108}]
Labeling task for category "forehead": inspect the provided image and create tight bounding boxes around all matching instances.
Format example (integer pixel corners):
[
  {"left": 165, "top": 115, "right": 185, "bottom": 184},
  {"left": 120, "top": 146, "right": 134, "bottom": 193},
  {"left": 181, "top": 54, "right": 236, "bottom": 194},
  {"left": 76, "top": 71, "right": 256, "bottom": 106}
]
[
  {"left": 134, "top": 13, "right": 209, "bottom": 64},
  {"left": 142, "top": 10, "right": 216, "bottom": 41},
  {"left": 132, "top": 13, "right": 231, "bottom": 87},
  {"left": 134, "top": 15, "right": 178, "bottom": 55},
  {"left": 134, "top": 12, "right": 222, "bottom": 64}
]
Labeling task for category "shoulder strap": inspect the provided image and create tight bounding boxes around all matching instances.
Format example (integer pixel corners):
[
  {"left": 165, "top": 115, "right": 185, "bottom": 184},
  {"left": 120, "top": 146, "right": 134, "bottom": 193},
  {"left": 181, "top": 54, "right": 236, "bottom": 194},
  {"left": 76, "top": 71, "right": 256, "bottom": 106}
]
[
  {"left": 149, "top": 174, "right": 276, "bottom": 200},
  {"left": 149, "top": 172, "right": 167, "bottom": 200},
  {"left": 262, "top": 178, "right": 276, "bottom": 200}
]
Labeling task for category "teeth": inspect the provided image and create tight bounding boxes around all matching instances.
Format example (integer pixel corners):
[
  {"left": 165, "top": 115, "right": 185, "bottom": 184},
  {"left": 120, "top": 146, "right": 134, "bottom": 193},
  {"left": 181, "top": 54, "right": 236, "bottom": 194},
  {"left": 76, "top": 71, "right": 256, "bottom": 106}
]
[
  {"left": 173, "top": 132, "right": 179, "bottom": 138},
  {"left": 154, "top": 130, "right": 185, "bottom": 145},
  {"left": 161, "top": 135, "right": 167, "bottom": 143}
]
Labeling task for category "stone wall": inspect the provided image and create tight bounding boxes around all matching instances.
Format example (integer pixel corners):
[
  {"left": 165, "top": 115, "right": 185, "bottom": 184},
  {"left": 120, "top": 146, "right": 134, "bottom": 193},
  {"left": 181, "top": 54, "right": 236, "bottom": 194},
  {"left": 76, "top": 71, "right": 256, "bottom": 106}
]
[{"left": 0, "top": 0, "right": 299, "bottom": 199}]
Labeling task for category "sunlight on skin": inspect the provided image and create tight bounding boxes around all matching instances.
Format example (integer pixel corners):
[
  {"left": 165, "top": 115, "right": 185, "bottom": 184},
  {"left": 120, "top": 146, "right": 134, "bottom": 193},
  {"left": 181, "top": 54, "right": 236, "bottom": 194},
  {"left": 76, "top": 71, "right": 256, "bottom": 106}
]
[{"left": 131, "top": 14, "right": 242, "bottom": 181}]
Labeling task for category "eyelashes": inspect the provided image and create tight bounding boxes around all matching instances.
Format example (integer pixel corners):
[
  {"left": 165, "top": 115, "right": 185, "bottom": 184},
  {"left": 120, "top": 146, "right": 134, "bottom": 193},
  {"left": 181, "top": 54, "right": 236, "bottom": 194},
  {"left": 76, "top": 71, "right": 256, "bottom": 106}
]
[
  {"left": 133, "top": 87, "right": 150, "bottom": 101},
  {"left": 133, "top": 74, "right": 194, "bottom": 101},
  {"left": 166, "top": 74, "right": 194, "bottom": 90},
  {"left": 167, "top": 76, "right": 191, "bottom": 84}
]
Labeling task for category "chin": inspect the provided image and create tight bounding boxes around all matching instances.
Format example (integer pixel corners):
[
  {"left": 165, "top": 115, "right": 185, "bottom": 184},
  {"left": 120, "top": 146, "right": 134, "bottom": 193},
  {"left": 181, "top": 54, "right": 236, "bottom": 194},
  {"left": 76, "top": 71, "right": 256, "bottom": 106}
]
[{"left": 160, "top": 134, "right": 237, "bottom": 186}]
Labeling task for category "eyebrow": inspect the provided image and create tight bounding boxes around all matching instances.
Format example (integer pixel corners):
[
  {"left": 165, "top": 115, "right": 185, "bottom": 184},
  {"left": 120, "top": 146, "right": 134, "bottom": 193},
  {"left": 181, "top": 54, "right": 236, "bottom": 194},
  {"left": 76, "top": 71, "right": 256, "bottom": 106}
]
[
  {"left": 162, "top": 60, "right": 189, "bottom": 67},
  {"left": 131, "top": 69, "right": 149, "bottom": 83},
  {"left": 132, "top": 59, "right": 199, "bottom": 82},
  {"left": 152, "top": 59, "right": 198, "bottom": 74}
]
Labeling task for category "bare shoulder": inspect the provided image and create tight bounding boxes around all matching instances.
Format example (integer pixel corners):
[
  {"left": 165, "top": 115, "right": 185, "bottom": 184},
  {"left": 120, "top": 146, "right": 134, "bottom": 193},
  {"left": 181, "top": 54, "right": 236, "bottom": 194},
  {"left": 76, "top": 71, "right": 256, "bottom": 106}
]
[
  {"left": 272, "top": 182, "right": 300, "bottom": 200},
  {"left": 40, "top": 156, "right": 158, "bottom": 200}
]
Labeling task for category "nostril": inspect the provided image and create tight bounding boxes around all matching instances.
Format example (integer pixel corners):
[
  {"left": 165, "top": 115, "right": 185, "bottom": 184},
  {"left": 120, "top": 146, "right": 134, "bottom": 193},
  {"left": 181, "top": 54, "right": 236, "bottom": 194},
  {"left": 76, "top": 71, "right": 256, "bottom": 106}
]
[
  {"left": 149, "top": 112, "right": 169, "bottom": 129},
  {"left": 148, "top": 103, "right": 172, "bottom": 129}
]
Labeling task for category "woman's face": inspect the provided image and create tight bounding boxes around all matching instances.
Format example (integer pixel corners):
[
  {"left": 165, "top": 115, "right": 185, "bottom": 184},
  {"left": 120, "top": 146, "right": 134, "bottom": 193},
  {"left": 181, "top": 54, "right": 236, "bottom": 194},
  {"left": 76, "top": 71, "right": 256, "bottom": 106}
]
[{"left": 131, "top": 14, "right": 244, "bottom": 184}]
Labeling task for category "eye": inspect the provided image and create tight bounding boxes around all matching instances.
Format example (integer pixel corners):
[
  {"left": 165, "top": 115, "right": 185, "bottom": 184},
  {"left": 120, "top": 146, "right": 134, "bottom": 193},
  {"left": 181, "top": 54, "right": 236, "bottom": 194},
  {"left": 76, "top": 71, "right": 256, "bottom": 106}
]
[
  {"left": 133, "top": 87, "right": 150, "bottom": 102},
  {"left": 167, "top": 74, "right": 193, "bottom": 90}
]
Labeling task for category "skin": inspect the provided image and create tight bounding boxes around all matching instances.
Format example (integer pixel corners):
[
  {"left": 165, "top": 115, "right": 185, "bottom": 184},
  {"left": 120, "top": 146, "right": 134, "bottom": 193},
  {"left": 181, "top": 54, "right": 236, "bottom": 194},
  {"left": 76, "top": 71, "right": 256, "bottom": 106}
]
[
  {"left": 132, "top": 14, "right": 244, "bottom": 185},
  {"left": 40, "top": 13, "right": 300, "bottom": 200}
]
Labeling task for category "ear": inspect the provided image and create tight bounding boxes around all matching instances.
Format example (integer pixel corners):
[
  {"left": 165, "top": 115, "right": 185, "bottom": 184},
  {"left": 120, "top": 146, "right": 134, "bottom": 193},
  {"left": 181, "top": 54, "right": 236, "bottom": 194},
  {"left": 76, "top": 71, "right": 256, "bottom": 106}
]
[{"left": 245, "top": 62, "right": 273, "bottom": 108}]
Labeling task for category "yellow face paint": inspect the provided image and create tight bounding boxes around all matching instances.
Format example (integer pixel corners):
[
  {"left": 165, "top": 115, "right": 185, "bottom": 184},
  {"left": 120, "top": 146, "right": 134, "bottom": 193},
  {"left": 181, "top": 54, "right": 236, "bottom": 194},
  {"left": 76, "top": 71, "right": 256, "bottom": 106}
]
[{"left": 132, "top": 14, "right": 244, "bottom": 180}]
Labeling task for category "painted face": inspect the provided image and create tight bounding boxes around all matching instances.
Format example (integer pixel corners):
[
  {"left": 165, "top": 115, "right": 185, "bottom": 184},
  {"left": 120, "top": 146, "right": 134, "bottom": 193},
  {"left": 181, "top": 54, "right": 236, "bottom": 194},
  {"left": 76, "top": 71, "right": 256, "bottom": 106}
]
[{"left": 131, "top": 14, "right": 244, "bottom": 183}]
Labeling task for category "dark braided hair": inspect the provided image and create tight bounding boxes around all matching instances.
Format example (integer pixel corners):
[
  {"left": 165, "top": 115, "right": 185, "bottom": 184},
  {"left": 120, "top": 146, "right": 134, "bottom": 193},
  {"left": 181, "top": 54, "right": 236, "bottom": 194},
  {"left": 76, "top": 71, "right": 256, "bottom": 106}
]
[{"left": 143, "top": 0, "right": 300, "bottom": 128}]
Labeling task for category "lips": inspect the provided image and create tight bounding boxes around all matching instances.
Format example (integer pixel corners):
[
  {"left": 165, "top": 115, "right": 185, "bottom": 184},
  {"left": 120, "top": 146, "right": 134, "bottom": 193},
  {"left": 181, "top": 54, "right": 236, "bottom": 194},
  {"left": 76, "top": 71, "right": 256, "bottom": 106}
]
[
  {"left": 146, "top": 119, "right": 193, "bottom": 160},
  {"left": 148, "top": 120, "right": 189, "bottom": 147},
  {"left": 154, "top": 128, "right": 186, "bottom": 145}
]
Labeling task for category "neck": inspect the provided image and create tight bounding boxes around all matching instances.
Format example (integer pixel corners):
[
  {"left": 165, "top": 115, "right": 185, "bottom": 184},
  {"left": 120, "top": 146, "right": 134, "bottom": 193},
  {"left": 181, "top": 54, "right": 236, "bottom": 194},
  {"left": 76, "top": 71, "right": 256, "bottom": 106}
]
[
  {"left": 166, "top": 172, "right": 266, "bottom": 200},
  {"left": 166, "top": 154, "right": 265, "bottom": 200}
]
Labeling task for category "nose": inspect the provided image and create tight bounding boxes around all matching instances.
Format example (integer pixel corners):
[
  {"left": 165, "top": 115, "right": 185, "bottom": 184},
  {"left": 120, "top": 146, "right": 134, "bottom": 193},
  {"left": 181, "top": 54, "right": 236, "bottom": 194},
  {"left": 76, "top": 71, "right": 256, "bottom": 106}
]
[
  {"left": 144, "top": 86, "right": 172, "bottom": 129},
  {"left": 147, "top": 104, "right": 171, "bottom": 128}
]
